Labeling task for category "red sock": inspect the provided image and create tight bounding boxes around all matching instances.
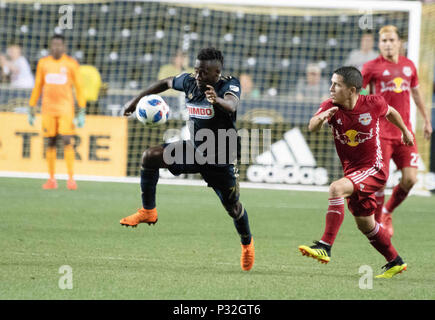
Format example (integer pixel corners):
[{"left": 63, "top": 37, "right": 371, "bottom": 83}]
[
  {"left": 365, "top": 223, "right": 398, "bottom": 262},
  {"left": 320, "top": 197, "right": 345, "bottom": 246},
  {"left": 385, "top": 184, "right": 409, "bottom": 214},
  {"left": 374, "top": 191, "right": 385, "bottom": 223}
]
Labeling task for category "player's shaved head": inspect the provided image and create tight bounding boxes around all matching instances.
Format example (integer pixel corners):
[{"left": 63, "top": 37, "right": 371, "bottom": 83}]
[{"left": 333, "top": 66, "right": 363, "bottom": 93}]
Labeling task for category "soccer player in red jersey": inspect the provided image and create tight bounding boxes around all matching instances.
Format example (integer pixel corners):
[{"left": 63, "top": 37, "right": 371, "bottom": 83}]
[
  {"left": 298, "top": 66, "right": 413, "bottom": 278},
  {"left": 361, "top": 25, "right": 432, "bottom": 237}
]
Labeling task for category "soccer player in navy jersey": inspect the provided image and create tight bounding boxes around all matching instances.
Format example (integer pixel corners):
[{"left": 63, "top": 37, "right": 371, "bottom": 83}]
[
  {"left": 298, "top": 66, "right": 413, "bottom": 278},
  {"left": 120, "top": 48, "right": 254, "bottom": 271}
]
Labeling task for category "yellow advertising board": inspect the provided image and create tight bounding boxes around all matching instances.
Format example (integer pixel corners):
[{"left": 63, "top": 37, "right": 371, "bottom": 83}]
[{"left": 0, "top": 113, "right": 127, "bottom": 176}]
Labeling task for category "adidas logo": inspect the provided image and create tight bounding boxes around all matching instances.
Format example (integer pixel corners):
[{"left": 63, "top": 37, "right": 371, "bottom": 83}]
[
  {"left": 246, "top": 128, "right": 328, "bottom": 185},
  {"left": 382, "top": 69, "right": 390, "bottom": 76}
]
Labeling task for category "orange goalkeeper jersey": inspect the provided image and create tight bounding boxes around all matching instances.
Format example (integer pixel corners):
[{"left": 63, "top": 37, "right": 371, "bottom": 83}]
[{"left": 29, "top": 54, "right": 86, "bottom": 115}]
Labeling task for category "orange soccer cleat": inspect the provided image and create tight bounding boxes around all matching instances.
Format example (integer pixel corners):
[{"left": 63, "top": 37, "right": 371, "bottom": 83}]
[
  {"left": 67, "top": 179, "right": 77, "bottom": 190},
  {"left": 42, "top": 178, "right": 58, "bottom": 190},
  {"left": 240, "top": 237, "right": 255, "bottom": 271},
  {"left": 120, "top": 208, "right": 158, "bottom": 227}
]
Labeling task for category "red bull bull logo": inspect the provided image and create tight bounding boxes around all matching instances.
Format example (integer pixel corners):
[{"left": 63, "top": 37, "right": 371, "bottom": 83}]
[
  {"left": 335, "top": 128, "right": 373, "bottom": 147},
  {"left": 380, "top": 77, "right": 410, "bottom": 93}
]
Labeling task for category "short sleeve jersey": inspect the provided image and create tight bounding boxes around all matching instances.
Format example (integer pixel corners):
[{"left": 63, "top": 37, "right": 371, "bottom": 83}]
[
  {"left": 172, "top": 73, "right": 241, "bottom": 164},
  {"left": 361, "top": 55, "right": 418, "bottom": 140},
  {"left": 316, "top": 95, "right": 389, "bottom": 175}
]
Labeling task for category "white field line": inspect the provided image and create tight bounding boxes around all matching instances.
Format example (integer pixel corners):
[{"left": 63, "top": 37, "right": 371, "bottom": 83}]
[{"left": 0, "top": 171, "right": 431, "bottom": 196}]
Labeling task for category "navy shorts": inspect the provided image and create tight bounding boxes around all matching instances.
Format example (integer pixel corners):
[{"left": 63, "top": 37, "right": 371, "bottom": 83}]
[{"left": 162, "top": 140, "right": 240, "bottom": 208}]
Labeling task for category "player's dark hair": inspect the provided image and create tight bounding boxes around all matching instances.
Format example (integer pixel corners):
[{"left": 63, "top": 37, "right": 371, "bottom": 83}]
[
  {"left": 51, "top": 34, "right": 65, "bottom": 42},
  {"left": 197, "top": 47, "right": 224, "bottom": 66},
  {"left": 333, "top": 66, "right": 363, "bottom": 93}
]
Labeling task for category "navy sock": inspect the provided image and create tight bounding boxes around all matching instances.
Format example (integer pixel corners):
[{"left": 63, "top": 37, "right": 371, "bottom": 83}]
[
  {"left": 233, "top": 209, "right": 252, "bottom": 245},
  {"left": 140, "top": 167, "right": 159, "bottom": 209}
]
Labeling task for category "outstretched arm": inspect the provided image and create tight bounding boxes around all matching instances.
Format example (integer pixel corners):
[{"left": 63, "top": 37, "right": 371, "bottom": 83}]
[
  {"left": 308, "top": 107, "right": 338, "bottom": 132},
  {"left": 123, "top": 77, "right": 174, "bottom": 116},
  {"left": 386, "top": 106, "right": 414, "bottom": 146}
]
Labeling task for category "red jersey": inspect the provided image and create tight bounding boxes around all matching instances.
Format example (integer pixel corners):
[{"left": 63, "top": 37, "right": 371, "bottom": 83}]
[
  {"left": 316, "top": 95, "right": 389, "bottom": 176},
  {"left": 361, "top": 55, "right": 418, "bottom": 140}
]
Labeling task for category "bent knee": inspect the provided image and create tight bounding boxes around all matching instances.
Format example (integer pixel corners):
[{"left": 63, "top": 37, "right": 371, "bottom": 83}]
[
  {"left": 142, "top": 147, "right": 164, "bottom": 169},
  {"left": 401, "top": 176, "right": 418, "bottom": 190},
  {"left": 329, "top": 181, "right": 345, "bottom": 197},
  {"left": 355, "top": 217, "right": 375, "bottom": 234},
  {"left": 225, "top": 201, "right": 243, "bottom": 220}
]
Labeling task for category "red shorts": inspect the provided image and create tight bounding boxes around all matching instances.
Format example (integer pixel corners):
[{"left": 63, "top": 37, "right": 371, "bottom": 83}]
[
  {"left": 345, "top": 168, "right": 387, "bottom": 217},
  {"left": 381, "top": 137, "right": 419, "bottom": 173}
]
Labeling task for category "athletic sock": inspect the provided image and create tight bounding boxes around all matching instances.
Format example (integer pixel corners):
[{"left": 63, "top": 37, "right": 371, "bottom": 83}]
[
  {"left": 384, "top": 184, "right": 409, "bottom": 214},
  {"left": 320, "top": 197, "right": 345, "bottom": 246},
  {"left": 365, "top": 222, "right": 398, "bottom": 262},
  {"left": 140, "top": 166, "right": 159, "bottom": 209},
  {"left": 64, "top": 144, "right": 75, "bottom": 180},
  {"left": 233, "top": 208, "right": 252, "bottom": 245},
  {"left": 374, "top": 190, "right": 385, "bottom": 223},
  {"left": 46, "top": 147, "right": 56, "bottom": 179}
]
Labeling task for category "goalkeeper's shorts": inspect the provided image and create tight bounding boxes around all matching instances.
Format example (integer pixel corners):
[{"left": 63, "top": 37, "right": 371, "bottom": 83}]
[{"left": 42, "top": 113, "right": 75, "bottom": 137}]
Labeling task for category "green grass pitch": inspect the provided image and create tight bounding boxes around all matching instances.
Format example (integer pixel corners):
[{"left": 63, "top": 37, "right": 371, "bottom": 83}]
[{"left": 1, "top": 177, "right": 434, "bottom": 300}]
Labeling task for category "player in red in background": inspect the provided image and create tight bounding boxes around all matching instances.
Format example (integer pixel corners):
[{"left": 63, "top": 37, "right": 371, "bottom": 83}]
[
  {"left": 298, "top": 66, "right": 413, "bottom": 278},
  {"left": 362, "top": 25, "right": 432, "bottom": 237}
]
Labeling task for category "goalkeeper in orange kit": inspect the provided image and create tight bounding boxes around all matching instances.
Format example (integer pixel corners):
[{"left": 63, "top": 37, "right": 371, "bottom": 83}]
[{"left": 28, "top": 35, "right": 86, "bottom": 190}]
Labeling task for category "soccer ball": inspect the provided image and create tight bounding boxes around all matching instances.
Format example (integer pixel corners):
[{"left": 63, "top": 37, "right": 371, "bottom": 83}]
[{"left": 135, "top": 94, "right": 170, "bottom": 126}]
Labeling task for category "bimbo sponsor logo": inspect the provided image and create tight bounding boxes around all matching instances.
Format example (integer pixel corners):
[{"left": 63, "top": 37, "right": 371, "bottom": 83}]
[
  {"left": 45, "top": 73, "right": 68, "bottom": 85},
  {"left": 187, "top": 104, "right": 214, "bottom": 119}
]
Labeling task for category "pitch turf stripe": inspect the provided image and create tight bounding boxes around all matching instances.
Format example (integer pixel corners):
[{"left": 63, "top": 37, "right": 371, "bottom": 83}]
[{"left": 9, "top": 251, "right": 316, "bottom": 271}]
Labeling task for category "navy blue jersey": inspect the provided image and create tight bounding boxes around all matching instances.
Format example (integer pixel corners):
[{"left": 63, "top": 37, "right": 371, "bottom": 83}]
[{"left": 172, "top": 73, "right": 241, "bottom": 164}]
